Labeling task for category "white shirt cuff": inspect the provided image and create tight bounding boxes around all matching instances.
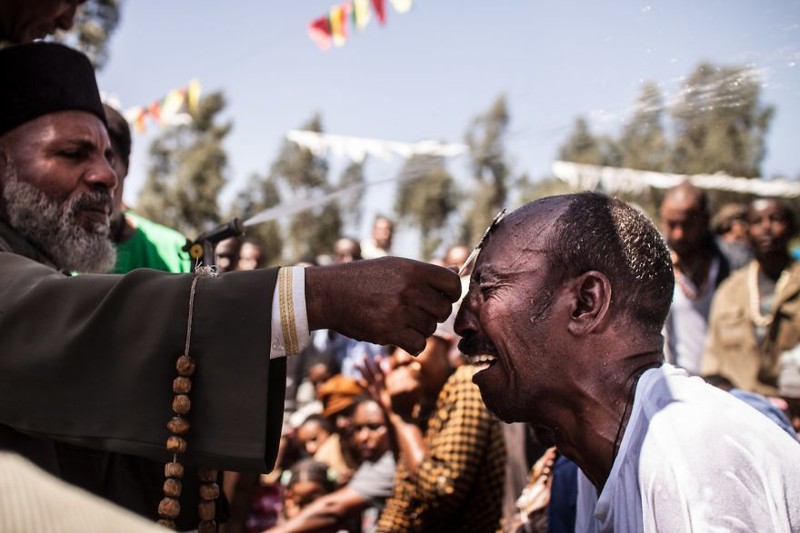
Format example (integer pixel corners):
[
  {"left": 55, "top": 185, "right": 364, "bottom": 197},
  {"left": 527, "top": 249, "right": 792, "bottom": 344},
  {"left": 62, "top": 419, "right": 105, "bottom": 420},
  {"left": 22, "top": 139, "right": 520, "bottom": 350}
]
[{"left": 270, "top": 266, "right": 310, "bottom": 358}]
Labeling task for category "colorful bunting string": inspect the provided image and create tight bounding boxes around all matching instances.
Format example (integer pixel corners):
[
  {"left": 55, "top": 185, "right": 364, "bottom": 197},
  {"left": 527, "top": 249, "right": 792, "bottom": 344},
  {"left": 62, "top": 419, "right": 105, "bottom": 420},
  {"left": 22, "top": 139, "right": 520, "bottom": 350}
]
[
  {"left": 123, "top": 79, "right": 202, "bottom": 134},
  {"left": 306, "top": 0, "right": 412, "bottom": 50}
]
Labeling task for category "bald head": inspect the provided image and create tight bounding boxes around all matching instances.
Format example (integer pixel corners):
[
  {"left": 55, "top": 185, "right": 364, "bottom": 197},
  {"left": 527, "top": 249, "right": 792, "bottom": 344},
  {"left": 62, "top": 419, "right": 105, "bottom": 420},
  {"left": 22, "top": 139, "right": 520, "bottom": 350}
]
[
  {"left": 504, "top": 193, "right": 675, "bottom": 333},
  {"left": 660, "top": 181, "right": 711, "bottom": 255},
  {"left": 333, "top": 237, "right": 362, "bottom": 264}
]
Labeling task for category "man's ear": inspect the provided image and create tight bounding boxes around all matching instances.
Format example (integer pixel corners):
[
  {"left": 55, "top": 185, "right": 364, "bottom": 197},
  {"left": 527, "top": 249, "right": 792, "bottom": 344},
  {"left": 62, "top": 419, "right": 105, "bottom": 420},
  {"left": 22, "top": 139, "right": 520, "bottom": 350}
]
[{"left": 566, "top": 271, "right": 612, "bottom": 336}]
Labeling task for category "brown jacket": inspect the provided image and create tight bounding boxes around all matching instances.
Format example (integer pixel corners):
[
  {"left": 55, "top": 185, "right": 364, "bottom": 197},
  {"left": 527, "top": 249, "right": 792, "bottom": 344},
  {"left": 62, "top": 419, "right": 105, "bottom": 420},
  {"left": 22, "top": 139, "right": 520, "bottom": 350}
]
[{"left": 702, "top": 260, "right": 800, "bottom": 395}]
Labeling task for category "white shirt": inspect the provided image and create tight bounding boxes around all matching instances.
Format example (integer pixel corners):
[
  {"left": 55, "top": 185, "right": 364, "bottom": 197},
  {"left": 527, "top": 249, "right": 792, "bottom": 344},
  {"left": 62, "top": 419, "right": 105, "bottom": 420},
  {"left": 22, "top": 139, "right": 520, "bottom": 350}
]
[
  {"left": 576, "top": 364, "right": 800, "bottom": 532},
  {"left": 664, "top": 257, "right": 719, "bottom": 374}
]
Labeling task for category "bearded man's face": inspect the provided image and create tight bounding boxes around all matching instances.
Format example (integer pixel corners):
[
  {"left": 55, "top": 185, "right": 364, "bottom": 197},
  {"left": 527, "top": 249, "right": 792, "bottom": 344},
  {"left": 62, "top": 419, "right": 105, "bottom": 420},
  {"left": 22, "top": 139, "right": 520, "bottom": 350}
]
[{"left": 0, "top": 111, "right": 118, "bottom": 273}]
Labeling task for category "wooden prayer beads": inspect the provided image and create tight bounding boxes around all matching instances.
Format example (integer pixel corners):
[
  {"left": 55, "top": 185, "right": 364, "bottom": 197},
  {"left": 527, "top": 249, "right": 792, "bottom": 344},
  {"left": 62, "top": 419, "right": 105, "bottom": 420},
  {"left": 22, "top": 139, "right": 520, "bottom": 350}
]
[
  {"left": 158, "top": 272, "right": 220, "bottom": 531},
  {"left": 197, "top": 467, "right": 219, "bottom": 533},
  {"left": 159, "top": 353, "right": 219, "bottom": 530}
]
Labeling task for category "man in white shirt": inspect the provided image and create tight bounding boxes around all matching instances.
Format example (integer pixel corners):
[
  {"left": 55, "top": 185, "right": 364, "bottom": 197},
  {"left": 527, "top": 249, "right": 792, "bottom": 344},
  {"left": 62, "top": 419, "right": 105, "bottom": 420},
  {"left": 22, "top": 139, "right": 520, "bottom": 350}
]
[
  {"left": 661, "top": 181, "right": 730, "bottom": 374},
  {"left": 455, "top": 192, "right": 800, "bottom": 532}
]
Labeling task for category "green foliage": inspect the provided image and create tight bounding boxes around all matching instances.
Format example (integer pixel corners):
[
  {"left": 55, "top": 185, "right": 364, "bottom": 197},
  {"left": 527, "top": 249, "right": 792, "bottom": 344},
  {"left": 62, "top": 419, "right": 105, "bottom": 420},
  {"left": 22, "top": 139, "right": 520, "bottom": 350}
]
[
  {"left": 670, "top": 63, "right": 773, "bottom": 178},
  {"left": 395, "top": 155, "right": 459, "bottom": 259},
  {"left": 461, "top": 94, "right": 514, "bottom": 245},
  {"left": 136, "top": 91, "right": 231, "bottom": 239},
  {"left": 558, "top": 117, "right": 621, "bottom": 167},
  {"left": 276, "top": 114, "right": 340, "bottom": 260},
  {"left": 338, "top": 160, "right": 366, "bottom": 232},
  {"left": 516, "top": 174, "right": 576, "bottom": 205},
  {"left": 228, "top": 174, "right": 283, "bottom": 267},
  {"left": 619, "top": 82, "right": 669, "bottom": 171},
  {"left": 54, "top": 0, "right": 122, "bottom": 70},
  {"left": 558, "top": 62, "right": 774, "bottom": 181},
  {"left": 236, "top": 114, "right": 341, "bottom": 262}
]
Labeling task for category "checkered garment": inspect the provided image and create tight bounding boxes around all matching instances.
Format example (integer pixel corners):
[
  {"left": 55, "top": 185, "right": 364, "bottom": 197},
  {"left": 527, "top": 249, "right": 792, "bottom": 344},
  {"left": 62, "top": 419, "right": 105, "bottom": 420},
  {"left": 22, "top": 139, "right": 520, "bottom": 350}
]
[{"left": 377, "top": 365, "right": 506, "bottom": 532}]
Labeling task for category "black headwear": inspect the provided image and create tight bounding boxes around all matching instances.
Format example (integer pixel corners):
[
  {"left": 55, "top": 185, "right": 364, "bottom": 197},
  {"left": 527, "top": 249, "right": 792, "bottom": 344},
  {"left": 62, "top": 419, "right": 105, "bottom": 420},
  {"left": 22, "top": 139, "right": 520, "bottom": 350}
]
[{"left": 0, "top": 42, "right": 105, "bottom": 137}]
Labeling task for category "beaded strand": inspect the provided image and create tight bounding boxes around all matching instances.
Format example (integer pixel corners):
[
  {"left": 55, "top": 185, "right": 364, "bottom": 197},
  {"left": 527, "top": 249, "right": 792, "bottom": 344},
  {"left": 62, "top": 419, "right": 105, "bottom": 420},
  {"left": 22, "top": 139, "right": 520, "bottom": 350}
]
[{"left": 157, "top": 267, "right": 219, "bottom": 530}]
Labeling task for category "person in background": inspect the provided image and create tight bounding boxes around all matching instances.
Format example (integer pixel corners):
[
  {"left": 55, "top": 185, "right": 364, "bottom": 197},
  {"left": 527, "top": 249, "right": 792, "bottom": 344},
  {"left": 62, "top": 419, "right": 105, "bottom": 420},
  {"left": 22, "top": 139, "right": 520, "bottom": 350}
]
[
  {"left": 704, "top": 198, "right": 800, "bottom": 395},
  {"left": 295, "top": 414, "right": 334, "bottom": 458},
  {"left": 215, "top": 236, "right": 241, "bottom": 273},
  {"left": 332, "top": 236, "right": 362, "bottom": 264},
  {"left": 104, "top": 104, "right": 190, "bottom": 274},
  {"left": 661, "top": 181, "right": 730, "bottom": 374},
  {"left": 313, "top": 376, "right": 365, "bottom": 485},
  {"left": 455, "top": 192, "right": 800, "bottom": 531},
  {"left": 361, "top": 215, "right": 394, "bottom": 259},
  {"left": 239, "top": 238, "right": 265, "bottom": 270},
  {"left": 711, "top": 202, "right": 752, "bottom": 271},
  {"left": 279, "top": 459, "right": 337, "bottom": 522},
  {"left": 269, "top": 398, "right": 396, "bottom": 533},
  {"left": 443, "top": 243, "right": 470, "bottom": 271},
  {"left": 363, "top": 325, "right": 506, "bottom": 532}
]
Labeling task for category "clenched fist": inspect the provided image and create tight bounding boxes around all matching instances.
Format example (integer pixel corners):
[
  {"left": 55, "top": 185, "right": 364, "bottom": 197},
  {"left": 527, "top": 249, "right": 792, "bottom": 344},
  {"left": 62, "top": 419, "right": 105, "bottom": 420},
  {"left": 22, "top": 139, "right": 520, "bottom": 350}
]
[{"left": 305, "top": 256, "right": 461, "bottom": 355}]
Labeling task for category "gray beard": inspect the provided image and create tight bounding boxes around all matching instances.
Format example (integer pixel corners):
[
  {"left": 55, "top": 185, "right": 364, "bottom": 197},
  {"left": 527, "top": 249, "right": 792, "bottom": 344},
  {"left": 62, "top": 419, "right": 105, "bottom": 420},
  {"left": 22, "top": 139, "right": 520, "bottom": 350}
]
[{"left": 3, "top": 169, "right": 116, "bottom": 273}]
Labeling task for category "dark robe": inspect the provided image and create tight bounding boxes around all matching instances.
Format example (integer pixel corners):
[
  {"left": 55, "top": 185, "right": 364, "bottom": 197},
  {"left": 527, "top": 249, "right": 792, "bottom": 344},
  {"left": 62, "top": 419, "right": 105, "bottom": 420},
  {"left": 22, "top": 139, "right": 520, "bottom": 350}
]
[{"left": 0, "top": 219, "right": 286, "bottom": 527}]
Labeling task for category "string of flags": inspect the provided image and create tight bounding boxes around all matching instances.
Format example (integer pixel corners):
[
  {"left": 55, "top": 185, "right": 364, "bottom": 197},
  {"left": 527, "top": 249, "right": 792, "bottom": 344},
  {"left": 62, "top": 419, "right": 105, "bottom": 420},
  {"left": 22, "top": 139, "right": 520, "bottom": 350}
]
[
  {"left": 308, "top": 0, "right": 413, "bottom": 51},
  {"left": 122, "top": 79, "right": 202, "bottom": 134},
  {"left": 286, "top": 130, "right": 467, "bottom": 163}
]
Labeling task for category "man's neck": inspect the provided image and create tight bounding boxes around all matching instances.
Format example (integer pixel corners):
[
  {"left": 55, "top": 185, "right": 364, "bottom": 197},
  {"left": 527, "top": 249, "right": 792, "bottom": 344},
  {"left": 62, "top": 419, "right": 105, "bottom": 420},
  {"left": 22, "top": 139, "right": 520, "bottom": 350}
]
[
  {"left": 758, "top": 252, "right": 792, "bottom": 281},
  {"left": 543, "top": 349, "right": 661, "bottom": 491},
  {"left": 674, "top": 246, "right": 714, "bottom": 286}
]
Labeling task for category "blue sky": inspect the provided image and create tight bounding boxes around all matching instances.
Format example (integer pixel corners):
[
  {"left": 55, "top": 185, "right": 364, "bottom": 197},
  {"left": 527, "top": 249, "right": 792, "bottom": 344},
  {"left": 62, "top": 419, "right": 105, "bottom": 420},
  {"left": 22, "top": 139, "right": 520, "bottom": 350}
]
[{"left": 97, "top": 1, "right": 800, "bottom": 255}]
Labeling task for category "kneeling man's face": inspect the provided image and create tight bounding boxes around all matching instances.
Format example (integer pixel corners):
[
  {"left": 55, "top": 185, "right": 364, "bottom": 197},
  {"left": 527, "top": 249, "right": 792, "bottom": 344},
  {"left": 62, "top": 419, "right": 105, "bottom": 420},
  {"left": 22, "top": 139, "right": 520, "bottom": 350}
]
[
  {"left": 0, "top": 111, "right": 118, "bottom": 272},
  {"left": 455, "top": 204, "right": 565, "bottom": 422}
]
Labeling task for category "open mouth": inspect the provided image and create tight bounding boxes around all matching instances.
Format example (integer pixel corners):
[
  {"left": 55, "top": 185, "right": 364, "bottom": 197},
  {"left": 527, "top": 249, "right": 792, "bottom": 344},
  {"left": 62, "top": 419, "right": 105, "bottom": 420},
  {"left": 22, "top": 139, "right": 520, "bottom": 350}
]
[{"left": 463, "top": 354, "right": 498, "bottom": 372}]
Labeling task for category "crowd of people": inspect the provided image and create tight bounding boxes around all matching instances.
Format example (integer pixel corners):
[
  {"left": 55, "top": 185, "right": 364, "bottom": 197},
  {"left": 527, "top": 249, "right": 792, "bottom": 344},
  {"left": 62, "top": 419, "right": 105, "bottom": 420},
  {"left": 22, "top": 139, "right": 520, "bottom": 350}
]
[
  {"left": 201, "top": 188, "right": 800, "bottom": 533},
  {"left": 1, "top": 3, "right": 799, "bottom": 533}
]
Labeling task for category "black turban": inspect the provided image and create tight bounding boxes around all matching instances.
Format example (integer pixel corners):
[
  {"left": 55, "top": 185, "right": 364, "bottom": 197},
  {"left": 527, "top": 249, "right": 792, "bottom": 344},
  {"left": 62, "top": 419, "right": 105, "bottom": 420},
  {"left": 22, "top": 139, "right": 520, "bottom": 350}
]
[{"left": 0, "top": 42, "right": 105, "bottom": 137}]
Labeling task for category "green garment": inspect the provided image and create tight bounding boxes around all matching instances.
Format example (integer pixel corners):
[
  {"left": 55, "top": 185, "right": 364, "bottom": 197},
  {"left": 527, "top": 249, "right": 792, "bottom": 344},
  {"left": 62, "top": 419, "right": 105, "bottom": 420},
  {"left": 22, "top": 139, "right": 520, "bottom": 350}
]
[{"left": 112, "top": 210, "right": 191, "bottom": 274}]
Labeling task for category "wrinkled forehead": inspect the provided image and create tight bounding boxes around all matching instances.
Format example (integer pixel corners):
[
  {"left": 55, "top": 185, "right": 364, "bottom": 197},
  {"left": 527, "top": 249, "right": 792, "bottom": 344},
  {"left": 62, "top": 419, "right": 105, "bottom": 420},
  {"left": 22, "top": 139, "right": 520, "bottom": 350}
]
[
  {"left": 1, "top": 110, "right": 108, "bottom": 147},
  {"left": 476, "top": 200, "right": 566, "bottom": 273}
]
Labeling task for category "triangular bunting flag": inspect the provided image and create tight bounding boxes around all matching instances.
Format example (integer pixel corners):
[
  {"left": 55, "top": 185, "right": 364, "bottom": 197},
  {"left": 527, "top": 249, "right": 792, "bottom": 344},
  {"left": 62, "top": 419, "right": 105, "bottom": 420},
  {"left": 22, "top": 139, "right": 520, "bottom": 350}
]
[
  {"left": 371, "top": 0, "right": 386, "bottom": 25},
  {"left": 389, "top": 0, "right": 412, "bottom": 13},
  {"left": 148, "top": 101, "right": 161, "bottom": 125},
  {"left": 134, "top": 108, "right": 147, "bottom": 133},
  {"left": 353, "top": 0, "right": 371, "bottom": 30},
  {"left": 308, "top": 16, "right": 333, "bottom": 51},
  {"left": 330, "top": 4, "right": 349, "bottom": 46}
]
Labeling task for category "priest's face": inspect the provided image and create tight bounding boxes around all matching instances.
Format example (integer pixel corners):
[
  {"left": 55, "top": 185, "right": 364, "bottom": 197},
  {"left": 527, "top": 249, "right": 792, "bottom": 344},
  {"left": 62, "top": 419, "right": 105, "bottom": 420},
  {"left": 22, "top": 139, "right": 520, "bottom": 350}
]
[{"left": 0, "top": 110, "right": 118, "bottom": 272}]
